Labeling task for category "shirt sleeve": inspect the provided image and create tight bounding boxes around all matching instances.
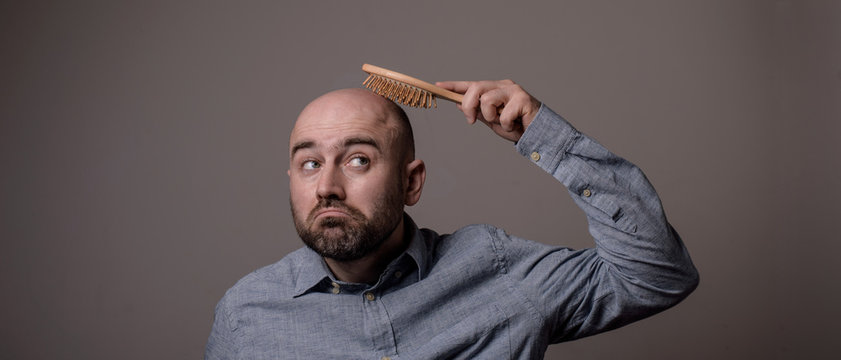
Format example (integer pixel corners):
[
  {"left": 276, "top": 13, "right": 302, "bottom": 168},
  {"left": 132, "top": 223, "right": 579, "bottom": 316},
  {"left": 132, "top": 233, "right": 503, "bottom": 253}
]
[
  {"left": 502, "top": 104, "right": 699, "bottom": 343},
  {"left": 204, "top": 298, "right": 238, "bottom": 359}
]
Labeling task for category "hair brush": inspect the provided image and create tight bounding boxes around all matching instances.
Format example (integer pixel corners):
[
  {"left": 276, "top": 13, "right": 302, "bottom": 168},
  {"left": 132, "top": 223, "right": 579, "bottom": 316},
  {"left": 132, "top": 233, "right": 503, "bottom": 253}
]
[{"left": 362, "top": 63, "right": 464, "bottom": 108}]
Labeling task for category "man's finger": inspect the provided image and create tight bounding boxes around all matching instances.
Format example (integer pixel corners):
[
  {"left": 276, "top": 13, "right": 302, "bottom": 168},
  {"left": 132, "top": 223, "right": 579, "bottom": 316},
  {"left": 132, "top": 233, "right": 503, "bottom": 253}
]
[
  {"left": 498, "top": 100, "right": 521, "bottom": 131},
  {"left": 435, "top": 81, "right": 473, "bottom": 94},
  {"left": 479, "top": 89, "right": 505, "bottom": 124},
  {"left": 461, "top": 83, "right": 484, "bottom": 124}
]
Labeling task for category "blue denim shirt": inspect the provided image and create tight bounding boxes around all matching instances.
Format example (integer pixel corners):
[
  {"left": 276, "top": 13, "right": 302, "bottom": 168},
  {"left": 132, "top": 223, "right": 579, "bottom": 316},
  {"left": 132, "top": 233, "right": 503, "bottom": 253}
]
[{"left": 205, "top": 105, "right": 699, "bottom": 360}]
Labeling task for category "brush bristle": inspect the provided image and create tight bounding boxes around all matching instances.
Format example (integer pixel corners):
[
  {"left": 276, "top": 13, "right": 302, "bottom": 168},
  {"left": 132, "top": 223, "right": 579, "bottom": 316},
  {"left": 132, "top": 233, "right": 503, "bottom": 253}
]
[{"left": 362, "top": 73, "right": 437, "bottom": 108}]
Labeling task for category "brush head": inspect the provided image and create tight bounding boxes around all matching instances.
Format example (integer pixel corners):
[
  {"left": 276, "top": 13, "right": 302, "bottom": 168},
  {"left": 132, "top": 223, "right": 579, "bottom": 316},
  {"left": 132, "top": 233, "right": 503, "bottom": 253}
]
[
  {"left": 361, "top": 64, "right": 464, "bottom": 109},
  {"left": 362, "top": 73, "right": 437, "bottom": 108}
]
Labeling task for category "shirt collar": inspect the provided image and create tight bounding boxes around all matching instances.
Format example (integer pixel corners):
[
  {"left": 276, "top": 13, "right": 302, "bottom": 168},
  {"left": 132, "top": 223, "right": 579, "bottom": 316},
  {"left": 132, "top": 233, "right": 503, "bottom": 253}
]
[
  {"left": 292, "top": 247, "right": 335, "bottom": 297},
  {"left": 291, "top": 213, "right": 430, "bottom": 297},
  {"left": 402, "top": 214, "right": 429, "bottom": 282}
]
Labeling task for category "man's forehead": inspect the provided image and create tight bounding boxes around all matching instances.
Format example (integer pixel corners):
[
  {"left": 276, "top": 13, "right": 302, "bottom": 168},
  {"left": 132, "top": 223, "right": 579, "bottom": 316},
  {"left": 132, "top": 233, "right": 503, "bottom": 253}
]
[
  {"left": 292, "top": 95, "right": 398, "bottom": 141},
  {"left": 293, "top": 111, "right": 390, "bottom": 132},
  {"left": 292, "top": 111, "right": 394, "bottom": 139},
  {"left": 289, "top": 115, "right": 399, "bottom": 156}
]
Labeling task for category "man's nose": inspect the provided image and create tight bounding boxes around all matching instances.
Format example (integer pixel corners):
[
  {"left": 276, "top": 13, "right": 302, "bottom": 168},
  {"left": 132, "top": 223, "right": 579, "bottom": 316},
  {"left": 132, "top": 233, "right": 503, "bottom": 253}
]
[{"left": 316, "top": 165, "right": 346, "bottom": 200}]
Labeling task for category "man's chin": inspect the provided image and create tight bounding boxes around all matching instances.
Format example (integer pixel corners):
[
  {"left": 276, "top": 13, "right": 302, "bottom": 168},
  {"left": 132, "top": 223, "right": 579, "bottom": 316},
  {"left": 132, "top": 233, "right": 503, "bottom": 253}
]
[{"left": 317, "top": 226, "right": 347, "bottom": 240}]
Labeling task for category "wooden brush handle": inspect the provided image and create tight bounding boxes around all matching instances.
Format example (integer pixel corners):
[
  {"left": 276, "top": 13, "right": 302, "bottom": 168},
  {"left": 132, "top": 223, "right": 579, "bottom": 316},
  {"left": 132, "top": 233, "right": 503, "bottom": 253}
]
[{"left": 362, "top": 64, "right": 464, "bottom": 104}]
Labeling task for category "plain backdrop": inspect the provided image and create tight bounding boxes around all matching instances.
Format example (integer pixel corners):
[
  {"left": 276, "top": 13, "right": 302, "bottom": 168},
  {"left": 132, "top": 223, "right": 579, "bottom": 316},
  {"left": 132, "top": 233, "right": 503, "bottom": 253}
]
[{"left": 1, "top": 1, "right": 839, "bottom": 359}]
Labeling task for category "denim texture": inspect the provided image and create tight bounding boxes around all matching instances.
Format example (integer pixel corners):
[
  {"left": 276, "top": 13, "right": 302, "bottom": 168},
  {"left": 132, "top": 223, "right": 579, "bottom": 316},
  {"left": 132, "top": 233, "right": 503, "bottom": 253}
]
[{"left": 205, "top": 105, "right": 699, "bottom": 359}]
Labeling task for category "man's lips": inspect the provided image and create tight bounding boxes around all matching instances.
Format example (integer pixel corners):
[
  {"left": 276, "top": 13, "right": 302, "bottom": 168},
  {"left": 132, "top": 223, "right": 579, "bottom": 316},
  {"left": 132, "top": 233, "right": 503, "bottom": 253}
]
[{"left": 313, "top": 207, "right": 351, "bottom": 219}]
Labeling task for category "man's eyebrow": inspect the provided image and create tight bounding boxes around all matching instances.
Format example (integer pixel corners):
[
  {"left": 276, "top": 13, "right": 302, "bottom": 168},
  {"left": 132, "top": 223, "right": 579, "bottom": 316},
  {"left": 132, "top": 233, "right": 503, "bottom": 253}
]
[
  {"left": 290, "top": 141, "right": 314, "bottom": 157},
  {"left": 344, "top": 137, "right": 380, "bottom": 151},
  {"left": 290, "top": 137, "right": 380, "bottom": 157}
]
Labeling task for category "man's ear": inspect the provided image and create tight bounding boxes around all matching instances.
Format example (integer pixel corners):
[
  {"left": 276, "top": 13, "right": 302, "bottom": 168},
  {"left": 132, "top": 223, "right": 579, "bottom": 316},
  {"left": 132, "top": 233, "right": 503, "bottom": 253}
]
[{"left": 403, "top": 159, "right": 426, "bottom": 206}]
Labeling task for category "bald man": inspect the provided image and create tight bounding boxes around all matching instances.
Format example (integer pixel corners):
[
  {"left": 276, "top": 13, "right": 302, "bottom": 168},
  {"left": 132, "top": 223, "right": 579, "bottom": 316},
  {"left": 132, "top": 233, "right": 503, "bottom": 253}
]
[{"left": 205, "top": 82, "right": 698, "bottom": 359}]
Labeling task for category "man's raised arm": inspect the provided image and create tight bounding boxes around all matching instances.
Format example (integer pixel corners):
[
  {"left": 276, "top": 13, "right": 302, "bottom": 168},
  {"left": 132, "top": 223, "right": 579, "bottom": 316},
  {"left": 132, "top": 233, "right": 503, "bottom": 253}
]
[{"left": 437, "top": 80, "right": 699, "bottom": 341}]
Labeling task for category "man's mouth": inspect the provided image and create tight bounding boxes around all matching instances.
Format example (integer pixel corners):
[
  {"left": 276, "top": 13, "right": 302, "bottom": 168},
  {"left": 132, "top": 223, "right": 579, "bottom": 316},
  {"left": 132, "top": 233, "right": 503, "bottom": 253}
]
[{"left": 314, "top": 208, "right": 351, "bottom": 219}]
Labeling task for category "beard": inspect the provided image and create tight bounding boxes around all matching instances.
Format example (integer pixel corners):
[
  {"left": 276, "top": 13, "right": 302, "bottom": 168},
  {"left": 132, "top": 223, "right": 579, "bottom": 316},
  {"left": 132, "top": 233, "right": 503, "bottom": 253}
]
[{"left": 291, "top": 185, "right": 404, "bottom": 261}]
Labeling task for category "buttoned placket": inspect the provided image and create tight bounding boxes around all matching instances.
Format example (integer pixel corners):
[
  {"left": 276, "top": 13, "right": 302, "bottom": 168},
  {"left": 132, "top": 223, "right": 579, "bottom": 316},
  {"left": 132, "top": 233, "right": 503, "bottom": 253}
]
[
  {"left": 320, "top": 243, "right": 419, "bottom": 359},
  {"left": 355, "top": 265, "right": 413, "bottom": 359}
]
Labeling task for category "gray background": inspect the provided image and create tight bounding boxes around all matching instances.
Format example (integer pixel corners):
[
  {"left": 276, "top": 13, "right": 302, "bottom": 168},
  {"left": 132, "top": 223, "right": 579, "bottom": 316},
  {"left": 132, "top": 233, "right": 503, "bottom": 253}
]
[{"left": 1, "top": 0, "right": 839, "bottom": 359}]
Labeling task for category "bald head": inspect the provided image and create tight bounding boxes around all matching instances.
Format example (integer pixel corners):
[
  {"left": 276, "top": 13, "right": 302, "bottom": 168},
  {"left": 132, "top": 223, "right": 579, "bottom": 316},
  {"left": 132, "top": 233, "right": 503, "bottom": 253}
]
[{"left": 292, "top": 88, "right": 414, "bottom": 162}]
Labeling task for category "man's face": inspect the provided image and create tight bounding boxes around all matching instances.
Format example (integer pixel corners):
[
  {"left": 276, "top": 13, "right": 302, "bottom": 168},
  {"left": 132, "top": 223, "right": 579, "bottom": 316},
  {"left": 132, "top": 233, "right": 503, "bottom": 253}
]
[{"left": 288, "top": 91, "right": 407, "bottom": 261}]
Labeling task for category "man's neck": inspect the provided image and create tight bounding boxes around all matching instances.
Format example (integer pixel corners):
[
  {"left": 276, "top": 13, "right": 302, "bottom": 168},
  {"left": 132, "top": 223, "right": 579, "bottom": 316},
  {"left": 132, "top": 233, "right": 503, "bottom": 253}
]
[{"left": 324, "top": 218, "right": 408, "bottom": 284}]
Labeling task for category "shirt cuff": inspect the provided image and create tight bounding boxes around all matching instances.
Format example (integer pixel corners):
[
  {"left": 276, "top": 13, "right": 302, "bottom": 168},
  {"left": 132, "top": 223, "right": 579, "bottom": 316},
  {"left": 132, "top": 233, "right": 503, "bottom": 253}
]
[{"left": 515, "top": 103, "right": 580, "bottom": 174}]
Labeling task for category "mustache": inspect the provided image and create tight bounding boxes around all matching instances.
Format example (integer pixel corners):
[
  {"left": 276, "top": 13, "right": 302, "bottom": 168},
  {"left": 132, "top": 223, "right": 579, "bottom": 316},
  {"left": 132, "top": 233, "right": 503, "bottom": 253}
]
[{"left": 306, "top": 198, "right": 364, "bottom": 222}]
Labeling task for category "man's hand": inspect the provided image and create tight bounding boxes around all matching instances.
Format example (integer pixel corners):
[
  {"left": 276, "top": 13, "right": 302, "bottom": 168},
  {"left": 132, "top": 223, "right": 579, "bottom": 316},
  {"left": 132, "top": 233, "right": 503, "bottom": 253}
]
[{"left": 436, "top": 80, "right": 541, "bottom": 143}]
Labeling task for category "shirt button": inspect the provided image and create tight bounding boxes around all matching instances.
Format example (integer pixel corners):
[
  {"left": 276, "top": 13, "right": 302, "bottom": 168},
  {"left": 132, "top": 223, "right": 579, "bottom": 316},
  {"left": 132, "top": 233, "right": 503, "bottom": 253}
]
[
  {"left": 394, "top": 271, "right": 402, "bottom": 279},
  {"left": 582, "top": 189, "right": 592, "bottom": 197},
  {"left": 365, "top": 292, "right": 376, "bottom": 301},
  {"left": 530, "top": 151, "right": 541, "bottom": 162},
  {"left": 331, "top": 282, "right": 340, "bottom": 294},
  {"left": 381, "top": 357, "right": 391, "bottom": 360}
]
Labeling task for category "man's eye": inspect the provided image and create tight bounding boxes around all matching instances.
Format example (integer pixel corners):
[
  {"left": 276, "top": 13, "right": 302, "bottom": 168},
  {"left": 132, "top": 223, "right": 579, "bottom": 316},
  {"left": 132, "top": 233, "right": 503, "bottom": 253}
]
[
  {"left": 348, "top": 156, "right": 370, "bottom": 167},
  {"left": 302, "top": 160, "right": 320, "bottom": 170}
]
